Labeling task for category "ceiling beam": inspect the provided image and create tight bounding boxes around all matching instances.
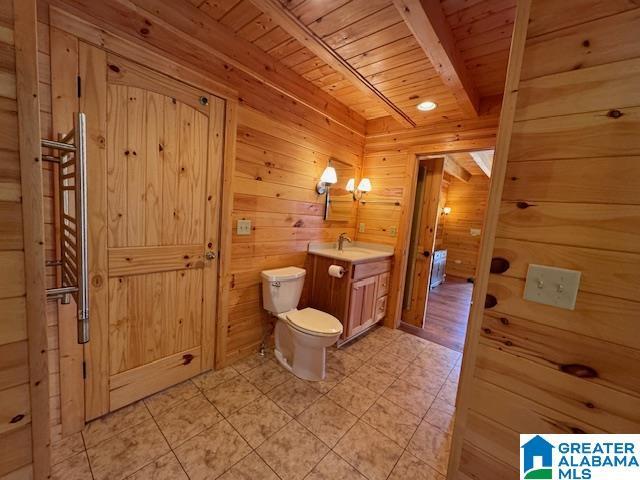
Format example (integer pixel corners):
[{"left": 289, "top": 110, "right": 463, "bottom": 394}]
[
  {"left": 470, "top": 150, "right": 494, "bottom": 177},
  {"left": 251, "top": 0, "right": 416, "bottom": 128},
  {"left": 393, "top": 0, "right": 480, "bottom": 117},
  {"left": 444, "top": 156, "right": 472, "bottom": 182}
]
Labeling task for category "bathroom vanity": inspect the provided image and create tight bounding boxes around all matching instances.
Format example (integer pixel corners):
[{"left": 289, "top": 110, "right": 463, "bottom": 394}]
[{"left": 306, "top": 242, "right": 394, "bottom": 344}]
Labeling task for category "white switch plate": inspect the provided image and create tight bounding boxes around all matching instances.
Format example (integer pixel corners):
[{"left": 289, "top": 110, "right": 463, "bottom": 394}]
[
  {"left": 470, "top": 228, "right": 481, "bottom": 237},
  {"left": 523, "top": 264, "right": 581, "bottom": 310},
  {"left": 359, "top": 223, "right": 366, "bottom": 233},
  {"left": 389, "top": 226, "right": 397, "bottom": 237},
  {"left": 237, "top": 219, "right": 252, "bottom": 235}
]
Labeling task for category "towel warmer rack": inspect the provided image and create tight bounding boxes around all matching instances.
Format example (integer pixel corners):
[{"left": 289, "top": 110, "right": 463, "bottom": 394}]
[{"left": 41, "top": 112, "right": 89, "bottom": 344}]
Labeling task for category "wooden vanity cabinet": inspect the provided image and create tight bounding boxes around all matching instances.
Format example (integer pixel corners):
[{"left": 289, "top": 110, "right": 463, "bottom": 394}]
[{"left": 308, "top": 254, "right": 392, "bottom": 343}]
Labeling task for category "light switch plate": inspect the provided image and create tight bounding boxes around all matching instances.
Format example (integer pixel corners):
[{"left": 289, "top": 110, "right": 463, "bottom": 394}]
[
  {"left": 389, "top": 226, "right": 397, "bottom": 237},
  {"left": 523, "top": 264, "right": 581, "bottom": 310},
  {"left": 237, "top": 219, "right": 252, "bottom": 235},
  {"left": 359, "top": 223, "right": 366, "bottom": 233},
  {"left": 470, "top": 228, "right": 481, "bottom": 237}
]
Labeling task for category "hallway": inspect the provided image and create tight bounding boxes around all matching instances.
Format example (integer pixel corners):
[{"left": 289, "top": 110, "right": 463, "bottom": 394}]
[{"left": 402, "top": 277, "right": 473, "bottom": 352}]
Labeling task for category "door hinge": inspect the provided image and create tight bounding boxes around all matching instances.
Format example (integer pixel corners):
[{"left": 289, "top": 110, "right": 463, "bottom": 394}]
[
  {"left": 82, "top": 361, "right": 87, "bottom": 379},
  {"left": 77, "top": 76, "right": 82, "bottom": 98}
]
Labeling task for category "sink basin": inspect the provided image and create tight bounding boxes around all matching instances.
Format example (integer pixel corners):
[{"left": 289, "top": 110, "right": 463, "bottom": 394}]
[{"left": 308, "top": 242, "right": 394, "bottom": 263}]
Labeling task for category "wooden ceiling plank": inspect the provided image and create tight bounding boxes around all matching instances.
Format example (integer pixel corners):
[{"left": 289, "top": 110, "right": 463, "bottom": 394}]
[
  {"left": 252, "top": 0, "right": 416, "bottom": 127},
  {"left": 444, "top": 155, "right": 473, "bottom": 182},
  {"left": 321, "top": 5, "right": 401, "bottom": 50},
  {"left": 334, "top": 21, "right": 408, "bottom": 59},
  {"left": 393, "top": 0, "right": 481, "bottom": 117}
]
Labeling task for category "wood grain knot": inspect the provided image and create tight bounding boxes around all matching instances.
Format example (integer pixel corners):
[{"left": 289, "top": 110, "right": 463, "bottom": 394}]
[
  {"left": 560, "top": 364, "right": 598, "bottom": 378},
  {"left": 294, "top": 220, "right": 304, "bottom": 228},
  {"left": 183, "top": 354, "right": 194, "bottom": 365},
  {"left": 490, "top": 257, "right": 510, "bottom": 274},
  {"left": 516, "top": 201, "right": 531, "bottom": 209},
  {"left": 607, "top": 109, "right": 623, "bottom": 118},
  {"left": 10, "top": 414, "right": 24, "bottom": 424},
  {"left": 108, "top": 64, "right": 120, "bottom": 73},
  {"left": 140, "top": 27, "right": 150, "bottom": 36},
  {"left": 571, "top": 427, "right": 586, "bottom": 434},
  {"left": 484, "top": 294, "right": 497, "bottom": 309}
]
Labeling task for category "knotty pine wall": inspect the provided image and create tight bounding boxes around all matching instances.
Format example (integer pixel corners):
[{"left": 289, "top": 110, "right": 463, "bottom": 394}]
[
  {"left": 453, "top": 0, "right": 640, "bottom": 477},
  {"left": 441, "top": 175, "right": 489, "bottom": 280},
  {"left": 0, "top": 3, "right": 33, "bottom": 473},
  {"left": 1, "top": 0, "right": 49, "bottom": 477},
  {"left": 226, "top": 106, "right": 362, "bottom": 364}
]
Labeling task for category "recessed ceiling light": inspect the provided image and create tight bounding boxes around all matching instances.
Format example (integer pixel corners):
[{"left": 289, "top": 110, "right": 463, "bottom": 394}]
[{"left": 417, "top": 100, "right": 437, "bottom": 111}]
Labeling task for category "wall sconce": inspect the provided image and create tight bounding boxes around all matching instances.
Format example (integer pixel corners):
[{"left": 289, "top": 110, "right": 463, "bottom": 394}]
[
  {"left": 317, "top": 162, "right": 338, "bottom": 220},
  {"left": 346, "top": 177, "right": 372, "bottom": 200},
  {"left": 316, "top": 163, "right": 337, "bottom": 195},
  {"left": 442, "top": 206, "right": 452, "bottom": 215}
]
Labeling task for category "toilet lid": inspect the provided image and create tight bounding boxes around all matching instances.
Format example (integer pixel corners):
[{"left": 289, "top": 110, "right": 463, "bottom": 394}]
[{"left": 286, "top": 308, "right": 343, "bottom": 336}]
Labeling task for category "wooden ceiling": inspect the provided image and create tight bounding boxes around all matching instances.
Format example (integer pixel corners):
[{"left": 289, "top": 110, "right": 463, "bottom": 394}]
[{"left": 188, "top": 0, "right": 516, "bottom": 126}]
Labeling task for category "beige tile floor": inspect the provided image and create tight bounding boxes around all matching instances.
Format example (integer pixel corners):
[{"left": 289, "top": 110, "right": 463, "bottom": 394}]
[{"left": 50, "top": 326, "right": 462, "bottom": 480}]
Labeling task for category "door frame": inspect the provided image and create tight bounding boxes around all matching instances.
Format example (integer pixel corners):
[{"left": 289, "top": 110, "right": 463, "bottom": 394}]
[
  {"left": 400, "top": 157, "right": 445, "bottom": 328},
  {"left": 49, "top": 7, "right": 239, "bottom": 426}
]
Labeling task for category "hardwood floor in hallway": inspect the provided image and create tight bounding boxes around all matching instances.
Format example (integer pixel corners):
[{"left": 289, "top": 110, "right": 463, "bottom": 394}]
[{"left": 401, "top": 277, "right": 473, "bottom": 352}]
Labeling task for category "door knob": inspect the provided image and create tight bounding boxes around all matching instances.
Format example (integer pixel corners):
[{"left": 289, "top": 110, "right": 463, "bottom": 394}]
[{"left": 205, "top": 251, "right": 217, "bottom": 261}]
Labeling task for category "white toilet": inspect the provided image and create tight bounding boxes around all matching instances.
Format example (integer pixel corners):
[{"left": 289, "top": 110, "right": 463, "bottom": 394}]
[{"left": 261, "top": 266, "right": 343, "bottom": 381}]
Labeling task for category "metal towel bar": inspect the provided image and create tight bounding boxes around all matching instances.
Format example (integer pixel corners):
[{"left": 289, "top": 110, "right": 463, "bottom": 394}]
[{"left": 42, "top": 112, "right": 89, "bottom": 344}]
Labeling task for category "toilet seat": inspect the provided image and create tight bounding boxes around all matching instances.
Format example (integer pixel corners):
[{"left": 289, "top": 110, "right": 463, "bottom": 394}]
[{"left": 285, "top": 308, "right": 343, "bottom": 337}]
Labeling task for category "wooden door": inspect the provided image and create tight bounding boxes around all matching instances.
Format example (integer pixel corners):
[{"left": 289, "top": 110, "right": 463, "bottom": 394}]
[
  {"left": 81, "top": 47, "right": 225, "bottom": 418},
  {"left": 402, "top": 158, "right": 444, "bottom": 327},
  {"left": 347, "top": 276, "right": 378, "bottom": 337}
]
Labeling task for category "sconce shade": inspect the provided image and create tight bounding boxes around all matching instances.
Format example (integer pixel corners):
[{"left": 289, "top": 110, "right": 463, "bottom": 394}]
[
  {"left": 357, "top": 178, "right": 372, "bottom": 192},
  {"left": 346, "top": 178, "right": 355, "bottom": 192},
  {"left": 320, "top": 166, "right": 337, "bottom": 184}
]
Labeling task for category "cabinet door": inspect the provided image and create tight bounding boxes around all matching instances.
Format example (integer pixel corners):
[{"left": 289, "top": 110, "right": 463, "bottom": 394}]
[
  {"left": 347, "top": 276, "right": 378, "bottom": 338},
  {"left": 375, "top": 295, "right": 388, "bottom": 321},
  {"left": 377, "top": 272, "right": 390, "bottom": 298}
]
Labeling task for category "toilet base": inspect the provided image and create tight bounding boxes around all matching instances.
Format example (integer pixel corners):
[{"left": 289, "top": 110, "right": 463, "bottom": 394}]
[{"left": 273, "top": 316, "right": 339, "bottom": 382}]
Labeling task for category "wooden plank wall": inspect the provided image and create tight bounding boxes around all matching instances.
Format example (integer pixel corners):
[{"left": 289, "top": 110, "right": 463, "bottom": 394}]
[
  {"left": 225, "top": 105, "right": 363, "bottom": 364},
  {"left": 1, "top": 0, "right": 50, "bottom": 477},
  {"left": 0, "top": 1, "right": 33, "bottom": 474},
  {"left": 442, "top": 175, "right": 489, "bottom": 279},
  {"left": 453, "top": 0, "right": 640, "bottom": 477},
  {"left": 357, "top": 115, "right": 498, "bottom": 326}
]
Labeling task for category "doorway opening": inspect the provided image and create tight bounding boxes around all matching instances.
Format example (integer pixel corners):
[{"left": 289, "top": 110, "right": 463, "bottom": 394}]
[{"left": 399, "top": 150, "right": 494, "bottom": 352}]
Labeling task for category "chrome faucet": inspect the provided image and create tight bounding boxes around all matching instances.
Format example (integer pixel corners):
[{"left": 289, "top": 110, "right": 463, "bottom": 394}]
[{"left": 337, "top": 232, "right": 352, "bottom": 251}]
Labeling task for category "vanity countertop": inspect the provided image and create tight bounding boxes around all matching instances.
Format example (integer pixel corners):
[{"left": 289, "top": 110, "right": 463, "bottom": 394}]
[{"left": 308, "top": 241, "right": 394, "bottom": 263}]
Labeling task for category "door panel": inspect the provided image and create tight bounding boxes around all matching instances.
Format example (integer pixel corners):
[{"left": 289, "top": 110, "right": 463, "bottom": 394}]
[
  {"left": 402, "top": 158, "right": 444, "bottom": 327},
  {"left": 81, "top": 47, "right": 224, "bottom": 416}
]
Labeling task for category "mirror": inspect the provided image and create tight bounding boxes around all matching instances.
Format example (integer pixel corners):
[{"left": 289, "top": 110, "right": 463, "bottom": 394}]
[{"left": 326, "top": 159, "right": 356, "bottom": 222}]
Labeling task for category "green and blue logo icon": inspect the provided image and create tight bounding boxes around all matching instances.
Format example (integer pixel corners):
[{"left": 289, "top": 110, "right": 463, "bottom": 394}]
[{"left": 521, "top": 435, "right": 554, "bottom": 479}]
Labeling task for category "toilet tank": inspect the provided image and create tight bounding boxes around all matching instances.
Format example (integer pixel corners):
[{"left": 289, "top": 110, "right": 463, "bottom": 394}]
[{"left": 261, "top": 267, "right": 306, "bottom": 314}]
